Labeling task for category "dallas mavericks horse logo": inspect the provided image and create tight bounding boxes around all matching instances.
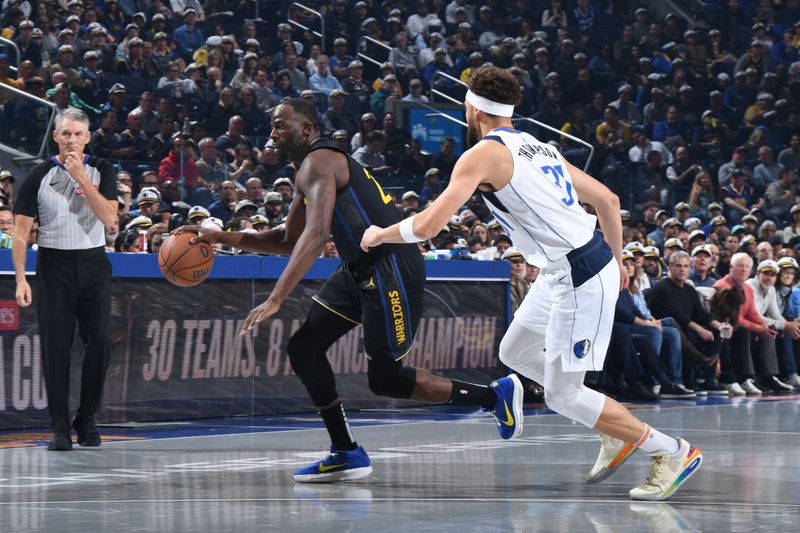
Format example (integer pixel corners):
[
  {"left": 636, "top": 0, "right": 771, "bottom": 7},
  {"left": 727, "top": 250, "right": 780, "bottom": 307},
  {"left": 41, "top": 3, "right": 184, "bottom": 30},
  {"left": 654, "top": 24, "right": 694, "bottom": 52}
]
[{"left": 574, "top": 339, "right": 591, "bottom": 359}]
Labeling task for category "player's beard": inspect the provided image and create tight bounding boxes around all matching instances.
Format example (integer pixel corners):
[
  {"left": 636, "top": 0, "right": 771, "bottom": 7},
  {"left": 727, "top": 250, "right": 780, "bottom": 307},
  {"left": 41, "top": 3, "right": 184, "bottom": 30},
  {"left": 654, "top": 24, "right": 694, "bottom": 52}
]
[
  {"left": 466, "top": 116, "right": 481, "bottom": 148},
  {"left": 281, "top": 135, "right": 306, "bottom": 164}
]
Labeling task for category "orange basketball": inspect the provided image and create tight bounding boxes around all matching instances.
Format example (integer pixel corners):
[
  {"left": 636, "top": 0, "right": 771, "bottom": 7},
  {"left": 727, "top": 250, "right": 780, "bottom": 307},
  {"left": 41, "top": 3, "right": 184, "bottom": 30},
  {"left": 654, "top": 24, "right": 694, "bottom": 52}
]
[{"left": 158, "top": 231, "right": 214, "bottom": 287}]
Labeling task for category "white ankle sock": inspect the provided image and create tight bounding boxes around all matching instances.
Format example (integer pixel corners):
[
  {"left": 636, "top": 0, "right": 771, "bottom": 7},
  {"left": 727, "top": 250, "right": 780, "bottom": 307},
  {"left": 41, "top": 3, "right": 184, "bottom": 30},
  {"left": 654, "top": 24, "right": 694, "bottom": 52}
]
[{"left": 634, "top": 424, "right": 680, "bottom": 455}]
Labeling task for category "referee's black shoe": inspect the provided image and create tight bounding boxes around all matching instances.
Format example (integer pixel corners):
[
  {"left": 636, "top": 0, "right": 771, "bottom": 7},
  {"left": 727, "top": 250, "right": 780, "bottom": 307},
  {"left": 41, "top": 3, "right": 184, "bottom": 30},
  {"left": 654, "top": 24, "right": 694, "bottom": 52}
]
[
  {"left": 47, "top": 433, "right": 73, "bottom": 451},
  {"left": 72, "top": 415, "right": 101, "bottom": 447}
]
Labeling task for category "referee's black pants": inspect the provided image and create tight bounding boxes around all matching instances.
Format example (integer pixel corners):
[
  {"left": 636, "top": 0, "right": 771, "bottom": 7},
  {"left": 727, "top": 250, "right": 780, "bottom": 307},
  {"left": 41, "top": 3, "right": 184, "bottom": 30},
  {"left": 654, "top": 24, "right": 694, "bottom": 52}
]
[{"left": 36, "top": 247, "right": 112, "bottom": 434}]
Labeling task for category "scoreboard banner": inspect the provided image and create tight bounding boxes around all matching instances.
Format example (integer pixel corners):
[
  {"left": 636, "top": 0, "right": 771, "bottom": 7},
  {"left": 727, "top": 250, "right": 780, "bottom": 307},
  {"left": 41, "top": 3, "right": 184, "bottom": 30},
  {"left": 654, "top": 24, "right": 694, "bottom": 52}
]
[{"left": 0, "top": 273, "right": 507, "bottom": 429}]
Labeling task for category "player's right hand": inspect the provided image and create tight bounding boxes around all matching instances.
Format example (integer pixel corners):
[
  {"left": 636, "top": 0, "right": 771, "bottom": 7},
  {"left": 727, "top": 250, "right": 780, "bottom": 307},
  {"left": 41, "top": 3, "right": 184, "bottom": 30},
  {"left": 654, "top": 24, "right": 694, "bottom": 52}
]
[
  {"left": 173, "top": 225, "right": 221, "bottom": 245},
  {"left": 16, "top": 280, "right": 32, "bottom": 307}
]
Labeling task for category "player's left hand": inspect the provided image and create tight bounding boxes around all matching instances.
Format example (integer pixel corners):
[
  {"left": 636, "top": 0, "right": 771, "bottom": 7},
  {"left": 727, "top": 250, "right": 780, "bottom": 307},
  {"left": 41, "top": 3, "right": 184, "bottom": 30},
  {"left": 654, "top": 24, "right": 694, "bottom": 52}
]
[
  {"left": 240, "top": 298, "right": 281, "bottom": 335},
  {"left": 618, "top": 260, "right": 628, "bottom": 291},
  {"left": 360, "top": 225, "right": 383, "bottom": 252}
]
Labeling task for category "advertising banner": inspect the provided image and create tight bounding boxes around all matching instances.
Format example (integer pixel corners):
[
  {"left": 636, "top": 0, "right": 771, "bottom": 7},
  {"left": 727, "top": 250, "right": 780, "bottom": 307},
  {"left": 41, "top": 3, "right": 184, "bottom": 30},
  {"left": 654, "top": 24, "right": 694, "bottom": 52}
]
[{"left": 0, "top": 277, "right": 506, "bottom": 429}]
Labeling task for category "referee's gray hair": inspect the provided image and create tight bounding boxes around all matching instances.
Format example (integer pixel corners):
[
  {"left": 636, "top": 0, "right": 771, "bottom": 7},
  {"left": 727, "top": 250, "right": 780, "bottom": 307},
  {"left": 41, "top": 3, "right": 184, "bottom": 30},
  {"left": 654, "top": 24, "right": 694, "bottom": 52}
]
[
  {"left": 668, "top": 251, "right": 690, "bottom": 265},
  {"left": 54, "top": 107, "right": 90, "bottom": 130},
  {"left": 731, "top": 252, "right": 753, "bottom": 267}
]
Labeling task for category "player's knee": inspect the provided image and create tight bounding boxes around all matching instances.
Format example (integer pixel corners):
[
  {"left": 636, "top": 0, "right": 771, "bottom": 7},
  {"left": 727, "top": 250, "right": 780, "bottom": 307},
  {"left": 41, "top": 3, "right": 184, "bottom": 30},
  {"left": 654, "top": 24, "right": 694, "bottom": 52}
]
[
  {"left": 498, "top": 335, "right": 519, "bottom": 368},
  {"left": 287, "top": 326, "right": 312, "bottom": 374},
  {"left": 544, "top": 386, "right": 603, "bottom": 428},
  {"left": 367, "top": 361, "right": 415, "bottom": 399},
  {"left": 544, "top": 388, "right": 574, "bottom": 416}
]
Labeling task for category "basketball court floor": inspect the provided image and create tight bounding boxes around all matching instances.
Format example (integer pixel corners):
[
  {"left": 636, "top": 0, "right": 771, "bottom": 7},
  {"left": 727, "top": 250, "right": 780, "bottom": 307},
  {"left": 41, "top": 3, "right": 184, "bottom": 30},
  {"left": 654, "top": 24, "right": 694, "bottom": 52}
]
[{"left": 0, "top": 395, "right": 798, "bottom": 532}]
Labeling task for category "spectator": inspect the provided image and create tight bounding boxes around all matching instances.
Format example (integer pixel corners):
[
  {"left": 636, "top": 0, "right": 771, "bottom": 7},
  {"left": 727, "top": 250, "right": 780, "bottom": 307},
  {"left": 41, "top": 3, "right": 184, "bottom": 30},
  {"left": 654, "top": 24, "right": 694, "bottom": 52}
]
[
  {"left": 370, "top": 74, "right": 399, "bottom": 120},
  {"left": 721, "top": 169, "right": 763, "bottom": 224},
  {"left": 778, "top": 133, "right": 800, "bottom": 171},
  {"left": 195, "top": 137, "right": 227, "bottom": 187},
  {"left": 776, "top": 257, "right": 800, "bottom": 389},
  {"left": 397, "top": 140, "right": 431, "bottom": 179},
  {"left": 752, "top": 146, "right": 784, "bottom": 195},
  {"left": 352, "top": 131, "right": 391, "bottom": 173},
  {"left": 628, "top": 129, "right": 672, "bottom": 165},
  {"left": 401, "top": 78, "right": 430, "bottom": 103},
  {"left": 690, "top": 244, "right": 717, "bottom": 287},
  {"left": 765, "top": 169, "right": 798, "bottom": 223},
  {"left": 216, "top": 116, "right": 253, "bottom": 162},
  {"left": 718, "top": 146, "right": 753, "bottom": 187},
  {"left": 782, "top": 204, "right": 800, "bottom": 245},
  {"left": 172, "top": 9, "right": 204, "bottom": 58},
  {"left": 119, "top": 110, "right": 150, "bottom": 161},
  {"left": 322, "top": 89, "right": 358, "bottom": 138},
  {"left": 207, "top": 87, "right": 240, "bottom": 137},
  {"left": 309, "top": 55, "right": 343, "bottom": 96},
  {"left": 230, "top": 52, "right": 259, "bottom": 89},
  {"left": 208, "top": 180, "right": 237, "bottom": 225},
  {"left": 380, "top": 112, "right": 411, "bottom": 167},
  {"left": 648, "top": 251, "right": 726, "bottom": 392},
  {"left": 652, "top": 105, "right": 687, "bottom": 150},
  {"left": 341, "top": 60, "right": 372, "bottom": 115},
  {"left": 430, "top": 137, "right": 457, "bottom": 181},
  {"left": 158, "top": 133, "right": 206, "bottom": 204},
  {"left": 713, "top": 253, "right": 783, "bottom": 395},
  {"left": 351, "top": 112, "right": 378, "bottom": 153}
]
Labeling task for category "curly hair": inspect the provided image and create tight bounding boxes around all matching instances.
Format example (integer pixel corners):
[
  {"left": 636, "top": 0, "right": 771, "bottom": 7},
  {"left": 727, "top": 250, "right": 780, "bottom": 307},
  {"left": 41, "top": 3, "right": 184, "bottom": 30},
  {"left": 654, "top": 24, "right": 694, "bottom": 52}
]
[{"left": 468, "top": 66, "right": 522, "bottom": 111}]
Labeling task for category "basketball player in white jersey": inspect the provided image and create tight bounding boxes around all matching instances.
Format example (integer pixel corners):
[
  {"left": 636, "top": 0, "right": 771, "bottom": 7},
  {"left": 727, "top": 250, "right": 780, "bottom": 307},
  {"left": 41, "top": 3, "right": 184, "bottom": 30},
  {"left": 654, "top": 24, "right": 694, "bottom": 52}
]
[{"left": 361, "top": 67, "right": 703, "bottom": 501}]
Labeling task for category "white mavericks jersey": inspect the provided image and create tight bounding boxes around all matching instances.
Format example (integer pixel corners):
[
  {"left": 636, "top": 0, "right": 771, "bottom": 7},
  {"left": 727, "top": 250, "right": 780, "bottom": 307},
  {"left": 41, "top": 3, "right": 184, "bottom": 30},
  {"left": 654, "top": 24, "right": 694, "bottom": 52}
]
[{"left": 479, "top": 128, "right": 597, "bottom": 268}]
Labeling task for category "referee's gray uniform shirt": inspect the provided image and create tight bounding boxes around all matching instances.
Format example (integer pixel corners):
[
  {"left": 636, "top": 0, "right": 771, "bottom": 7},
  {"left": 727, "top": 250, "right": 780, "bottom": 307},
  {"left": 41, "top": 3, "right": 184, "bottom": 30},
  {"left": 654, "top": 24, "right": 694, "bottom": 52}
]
[{"left": 13, "top": 155, "right": 117, "bottom": 248}]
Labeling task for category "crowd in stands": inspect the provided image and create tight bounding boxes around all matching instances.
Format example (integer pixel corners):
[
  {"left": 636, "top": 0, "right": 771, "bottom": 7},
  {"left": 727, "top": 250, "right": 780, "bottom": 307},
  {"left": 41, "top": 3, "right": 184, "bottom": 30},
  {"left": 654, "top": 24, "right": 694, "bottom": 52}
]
[{"left": 0, "top": 0, "right": 799, "bottom": 400}]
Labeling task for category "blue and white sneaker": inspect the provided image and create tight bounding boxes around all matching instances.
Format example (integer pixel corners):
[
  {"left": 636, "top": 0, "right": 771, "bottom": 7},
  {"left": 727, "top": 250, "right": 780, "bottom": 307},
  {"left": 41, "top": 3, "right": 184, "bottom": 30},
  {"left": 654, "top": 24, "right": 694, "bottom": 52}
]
[
  {"left": 293, "top": 446, "right": 373, "bottom": 483},
  {"left": 486, "top": 374, "right": 524, "bottom": 440}
]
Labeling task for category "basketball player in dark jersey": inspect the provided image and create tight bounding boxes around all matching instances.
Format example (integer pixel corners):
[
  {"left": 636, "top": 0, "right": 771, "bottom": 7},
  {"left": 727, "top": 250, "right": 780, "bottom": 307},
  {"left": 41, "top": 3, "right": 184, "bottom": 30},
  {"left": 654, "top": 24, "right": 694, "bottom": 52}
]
[{"left": 179, "top": 98, "right": 523, "bottom": 482}]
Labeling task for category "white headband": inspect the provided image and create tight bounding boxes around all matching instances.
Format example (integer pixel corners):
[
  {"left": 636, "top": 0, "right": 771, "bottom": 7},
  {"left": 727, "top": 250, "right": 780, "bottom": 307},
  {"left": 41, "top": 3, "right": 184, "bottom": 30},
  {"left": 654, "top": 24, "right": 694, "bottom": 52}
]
[{"left": 465, "top": 90, "right": 514, "bottom": 117}]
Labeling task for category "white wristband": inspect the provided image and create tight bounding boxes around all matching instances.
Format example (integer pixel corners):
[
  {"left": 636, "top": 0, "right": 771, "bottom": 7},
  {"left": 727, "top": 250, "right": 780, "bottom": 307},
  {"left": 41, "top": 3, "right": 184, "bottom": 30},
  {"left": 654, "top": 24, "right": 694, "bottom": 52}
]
[{"left": 399, "top": 216, "right": 422, "bottom": 243}]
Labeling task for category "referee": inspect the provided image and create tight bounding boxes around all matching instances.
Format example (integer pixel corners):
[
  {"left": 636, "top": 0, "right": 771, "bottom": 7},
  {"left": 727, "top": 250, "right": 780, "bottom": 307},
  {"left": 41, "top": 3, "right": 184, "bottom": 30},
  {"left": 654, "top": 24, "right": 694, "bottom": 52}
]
[{"left": 12, "top": 107, "right": 118, "bottom": 451}]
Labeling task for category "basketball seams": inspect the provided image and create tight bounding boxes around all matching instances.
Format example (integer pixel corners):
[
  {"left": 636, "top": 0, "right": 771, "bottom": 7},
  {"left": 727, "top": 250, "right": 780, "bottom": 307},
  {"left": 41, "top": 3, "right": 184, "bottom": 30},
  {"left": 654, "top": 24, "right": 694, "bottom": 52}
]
[{"left": 158, "top": 233, "right": 214, "bottom": 287}]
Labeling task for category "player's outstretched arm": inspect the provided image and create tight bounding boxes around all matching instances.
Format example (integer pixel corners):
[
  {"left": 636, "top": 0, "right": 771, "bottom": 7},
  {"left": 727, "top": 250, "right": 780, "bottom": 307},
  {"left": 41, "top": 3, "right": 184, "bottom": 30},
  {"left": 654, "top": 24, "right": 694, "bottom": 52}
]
[
  {"left": 361, "top": 144, "right": 495, "bottom": 250},
  {"left": 565, "top": 160, "right": 627, "bottom": 290}
]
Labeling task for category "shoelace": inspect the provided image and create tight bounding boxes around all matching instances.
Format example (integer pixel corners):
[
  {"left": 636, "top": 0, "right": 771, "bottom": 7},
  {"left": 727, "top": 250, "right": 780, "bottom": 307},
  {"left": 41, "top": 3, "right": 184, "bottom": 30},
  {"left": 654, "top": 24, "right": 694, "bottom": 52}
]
[
  {"left": 316, "top": 450, "right": 335, "bottom": 463},
  {"left": 645, "top": 455, "right": 668, "bottom": 488}
]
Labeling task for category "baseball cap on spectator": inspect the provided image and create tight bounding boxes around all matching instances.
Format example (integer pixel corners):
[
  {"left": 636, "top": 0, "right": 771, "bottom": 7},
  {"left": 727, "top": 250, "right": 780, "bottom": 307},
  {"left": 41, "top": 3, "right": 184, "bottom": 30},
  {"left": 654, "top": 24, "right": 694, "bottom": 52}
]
[
  {"left": 710, "top": 90, "right": 723, "bottom": 98},
  {"left": 679, "top": 84, "right": 693, "bottom": 94},
  {"left": 153, "top": 13, "right": 166, "bottom": 22},
  {"left": 243, "top": 52, "right": 258, "bottom": 61},
  {"left": 757, "top": 259, "right": 779, "bottom": 274},
  {"left": 620, "top": 209, "right": 630, "bottom": 221},
  {"left": 425, "top": 168, "right": 440, "bottom": 178},
  {"left": 643, "top": 246, "right": 660, "bottom": 258},
  {"left": 109, "top": 83, "right": 127, "bottom": 95},
  {"left": 265, "top": 192, "right": 283, "bottom": 204},
  {"left": 708, "top": 29, "right": 720, "bottom": 37},
  {"left": 734, "top": 70, "right": 746, "bottom": 79},
  {"left": 184, "top": 8, "right": 197, "bottom": 15},
  {"left": 776, "top": 99, "right": 790, "bottom": 109},
  {"left": 273, "top": 177, "right": 293, "bottom": 189},
  {"left": 501, "top": 246, "right": 524, "bottom": 261},
  {"left": 675, "top": 202, "right": 690, "bottom": 213},
  {"left": 246, "top": 38, "right": 260, "bottom": 49},
  {"left": 710, "top": 215, "right": 727, "bottom": 227},
  {"left": 561, "top": 38, "right": 574, "bottom": 46},
  {"left": 361, "top": 17, "right": 378, "bottom": 29},
  {"left": 480, "top": 5, "right": 491, "bottom": 12},
  {"left": 448, "top": 215, "right": 462, "bottom": 230},
  {"left": 348, "top": 60, "right": 363, "bottom": 69},
  {"left": 731, "top": 224, "right": 747, "bottom": 235},
  {"left": 661, "top": 217, "right": 681, "bottom": 230},
  {"left": 32, "top": 28, "right": 43, "bottom": 37},
  {"left": 791, "top": 204, "right": 800, "bottom": 215},
  {"left": 188, "top": 206, "right": 210, "bottom": 220},
  {"left": 459, "top": 22, "right": 471, "bottom": 29},
  {"left": 125, "top": 215, "right": 153, "bottom": 231},
  {"left": 750, "top": 40, "right": 764, "bottom": 48},
  {"left": 535, "top": 47, "right": 548, "bottom": 56},
  {"left": 708, "top": 202, "right": 723, "bottom": 212},
  {"left": 58, "top": 44, "right": 74, "bottom": 54},
  {"left": 128, "top": 37, "right": 143, "bottom": 47},
  {"left": 137, "top": 188, "right": 160, "bottom": 205},
  {"left": 624, "top": 241, "right": 644, "bottom": 254},
  {"left": 684, "top": 29, "right": 696, "bottom": 38},
  {"left": 361, "top": 112, "right": 376, "bottom": 122},
  {"left": 641, "top": 58, "right": 653, "bottom": 65},
  {"left": 741, "top": 214, "right": 758, "bottom": 224},
  {"left": 622, "top": 250, "right": 635, "bottom": 261},
  {"left": 383, "top": 73, "right": 398, "bottom": 82},
  {"left": 235, "top": 199, "right": 257, "bottom": 213},
  {"left": 469, "top": 51, "right": 483, "bottom": 61},
  {"left": 635, "top": 7, "right": 646, "bottom": 15},
  {"left": 300, "top": 90, "right": 316, "bottom": 100},
  {"left": 493, "top": 234, "right": 512, "bottom": 247},
  {"left": 488, "top": 219, "right": 502, "bottom": 230},
  {"left": 689, "top": 229, "right": 706, "bottom": 242},
  {"left": 125, "top": 23, "right": 138, "bottom": 32},
  {"left": 654, "top": 209, "right": 669, "bottom": 221},
  {"left": 402, "top": 191, "right": 419, "bottom": 201},
  {"left": 18, "top": 20, "right": 34, "bottom": 29},
  {"left": 757, "top": 92, "right": 774, "bottom": 102},
  {"left": 251, "top": 215, "right": 268, "bottom": 227},
  {"left": 750, "top": 207, "right": 765, "bottom": 216},
  {"left": 332, "top": 130, "right": 348, "bottom": 140},
  {"left": 206, "top": 35, "right": 222, "bottom": 47},
  {"left": 763, "top": 110, "right": 778, "bottom": 120},
  {"left": 0, "top": 170, "right": 14, "bottom": 183},
  {"left": 701, "top": 110, "right": 715, "bottom": 120},
  {"left": 745, "top": 67, "right": 759, "bottom": 77},
  {"left": 691, "top": 245, "right": 711, "bottom": 258},
  {"left": 84, "top": 50, "right": 99, "bottom": 60},
  {"left": 778, "top": 257, "right": 799, "bottom": 270},
  {"left": 661, "top": 41, "right": 676, "bottom": 51},
  {"left": 665, "top": 238, "right": 683, "bottom": 249},
  {"left": 684, "top": 217, "right": 701, "bottom": 229},
  {"left": 334, "top": 37, "right": 347, "bottom": 46},
  {"left": 201, "top": 217, "right": 224, "bottom": 230},
  {"left": 221, "top": 35, "right": 234, "bottom": 44},
  {"left": 717, "top": 73, "right": 730, "bottom": 83},
  {"left": 66, "top": 15, "right": 80, "bottom": 24}
]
